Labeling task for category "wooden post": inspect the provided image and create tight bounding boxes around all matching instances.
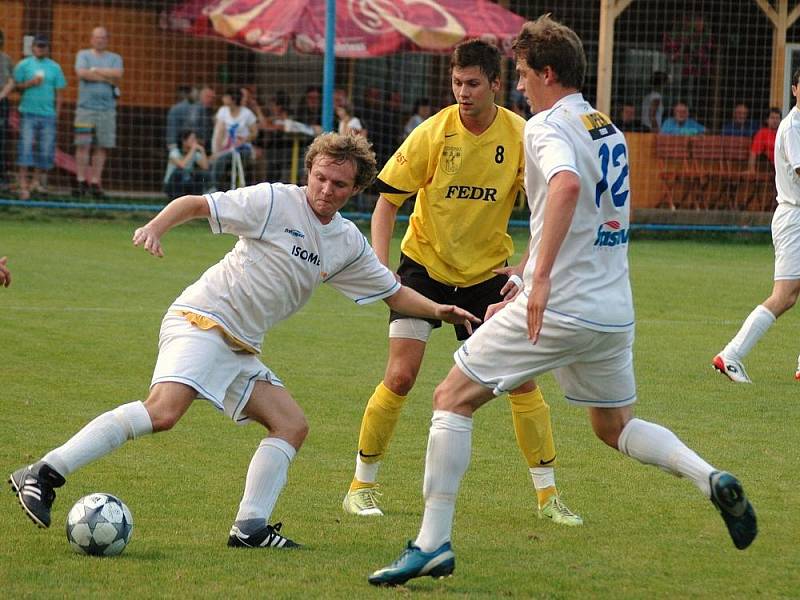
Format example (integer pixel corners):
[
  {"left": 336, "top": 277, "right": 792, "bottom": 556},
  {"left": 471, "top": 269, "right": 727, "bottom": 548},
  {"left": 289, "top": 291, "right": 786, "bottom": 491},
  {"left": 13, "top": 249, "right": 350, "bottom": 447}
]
[
  {"left": 597, "top": 0, "right": 634, "bottom": 115},
  {"left": 754, "top": 0, "right": 800, "bottom": 108}
]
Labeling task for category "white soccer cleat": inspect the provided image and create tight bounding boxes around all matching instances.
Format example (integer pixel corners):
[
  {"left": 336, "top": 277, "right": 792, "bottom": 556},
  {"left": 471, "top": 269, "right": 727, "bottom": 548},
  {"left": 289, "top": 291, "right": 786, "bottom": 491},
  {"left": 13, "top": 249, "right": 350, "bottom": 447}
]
[{"left": 712, "top": 354, "right": 752, "bottom": 384}]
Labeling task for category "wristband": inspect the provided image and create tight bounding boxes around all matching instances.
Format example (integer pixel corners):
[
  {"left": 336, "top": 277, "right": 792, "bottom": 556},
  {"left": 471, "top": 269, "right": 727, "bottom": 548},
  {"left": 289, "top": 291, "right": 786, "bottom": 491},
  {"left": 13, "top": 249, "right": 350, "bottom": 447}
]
[{"left": 508, "top": 274, "right": 523, "bottom": 289}]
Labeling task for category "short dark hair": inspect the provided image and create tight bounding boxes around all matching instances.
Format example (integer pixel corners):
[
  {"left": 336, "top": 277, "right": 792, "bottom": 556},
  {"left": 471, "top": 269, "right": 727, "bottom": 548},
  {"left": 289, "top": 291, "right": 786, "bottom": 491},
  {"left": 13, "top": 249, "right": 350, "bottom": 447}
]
[
  {"left": 451, "top": 39, "right": 501, "bottom": 83},
  {"left": 512, "top": 14, "right": 586, "bottom": 91},
  {"left": 412, "top": 97, "right": 431, "bottom": 113},
  {"left": 224, "top": 88, "right": 242, "bottom": 106},
  {"left": 305, "top": 132, "right": 377, "bottom": 192},
  {"left": 178, "top": 129, "right": 197, "bottom": 143},
  {"left": 793, "top": 68, "right": 800, "bottom": 88}
]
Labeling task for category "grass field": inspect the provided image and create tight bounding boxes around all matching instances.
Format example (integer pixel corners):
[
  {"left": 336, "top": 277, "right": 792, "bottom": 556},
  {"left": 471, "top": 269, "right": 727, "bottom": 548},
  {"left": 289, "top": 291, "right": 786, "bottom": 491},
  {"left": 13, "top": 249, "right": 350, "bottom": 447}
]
[{"left": 0, "top": 217, "right": 797, "bottom": 598}]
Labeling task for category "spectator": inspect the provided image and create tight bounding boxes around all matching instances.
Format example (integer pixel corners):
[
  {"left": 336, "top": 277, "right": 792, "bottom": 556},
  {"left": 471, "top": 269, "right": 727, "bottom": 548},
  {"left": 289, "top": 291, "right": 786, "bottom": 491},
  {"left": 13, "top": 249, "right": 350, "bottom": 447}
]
[
  {"left": 13, "top": 35, "right": 66, "bottom": 200},
  {"left": 721, "top": 103, "right": 759, "bottom": 137},
  {"left": 0, "top": 30, "right": 14, "bottom": 192},
  {"left": 163, "top": 129, "right": 209, "bottom": 199},
  {"left": 403, "top": 97, "right": 432, "bottom": 139},
  {"left": 617, "top": 103, "right": 649, "bottom": 132},
  {"left": 209, "top": 87, "right": 257, "bottom": 191},
  {"left": 73, "top": 26, "right": 124, "bottom": 199},
  {"left": 294, "top": 85, "right": 322, "bottom": 130},
  {"left": 164, "top": 85, "right": 195, "bottom": 151},
  {"left": 748, "top": 107, "right": 782, "bottom": 172},
  {"left": 641, "top": 71, "right": 668, "bottom": 132},
  {"left": 660, "top": 101, "right": 705, "bottom": 136},
  {"left": 195, "top": 85, "right": 216, "bottom": 151},
  {"left": 336, "top": 102, "right": 366, "bottom": 137}
]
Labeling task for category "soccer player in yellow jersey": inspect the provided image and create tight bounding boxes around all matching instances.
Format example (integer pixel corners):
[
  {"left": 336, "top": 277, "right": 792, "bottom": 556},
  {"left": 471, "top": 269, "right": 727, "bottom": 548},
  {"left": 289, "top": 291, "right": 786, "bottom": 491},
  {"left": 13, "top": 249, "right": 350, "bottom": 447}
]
[{"left": 342, "top": 39, "right": 582, "bottom": 526}]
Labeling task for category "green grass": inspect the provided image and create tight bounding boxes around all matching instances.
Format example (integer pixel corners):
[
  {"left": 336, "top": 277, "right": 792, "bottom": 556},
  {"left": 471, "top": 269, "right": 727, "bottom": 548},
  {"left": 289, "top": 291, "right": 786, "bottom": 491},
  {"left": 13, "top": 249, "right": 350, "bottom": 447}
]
[{"left": 0, "top": 219, "right": 797, "bottom": 598}]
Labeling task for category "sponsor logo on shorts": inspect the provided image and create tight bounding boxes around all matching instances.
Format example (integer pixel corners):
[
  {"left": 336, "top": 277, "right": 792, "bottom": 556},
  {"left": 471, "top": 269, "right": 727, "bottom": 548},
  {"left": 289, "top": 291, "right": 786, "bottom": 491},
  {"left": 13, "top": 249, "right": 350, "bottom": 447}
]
[
  {"left": 291, "top": 245, "right": 321, "bottom": 266},
  {"left": 285, "top": 228, "right": 305, "bottom": 238},
  {"left": 594, "top": 220, "right": 629, "bottom": 247}
]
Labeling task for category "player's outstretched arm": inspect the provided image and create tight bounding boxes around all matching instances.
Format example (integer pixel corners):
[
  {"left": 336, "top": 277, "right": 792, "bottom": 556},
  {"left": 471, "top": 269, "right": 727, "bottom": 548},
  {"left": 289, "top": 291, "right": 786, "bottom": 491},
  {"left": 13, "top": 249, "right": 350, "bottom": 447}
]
[
  {"left": 0, "top": 256, "right": 11, "bottom": 288},
  {"left": 384, "top": 285, "right": 481, "bottom": 334},
  {"left": 132, "top": 195, "right": 211, "bottom": 258},
  {"left": 370, "top": 195, "right": 399, "bottom": 268}
]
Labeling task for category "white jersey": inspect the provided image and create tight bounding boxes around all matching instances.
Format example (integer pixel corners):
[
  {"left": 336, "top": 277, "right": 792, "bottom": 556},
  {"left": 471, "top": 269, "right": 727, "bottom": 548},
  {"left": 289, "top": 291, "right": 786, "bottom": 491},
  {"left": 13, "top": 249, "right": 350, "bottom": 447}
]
[
  {"left": 522, "top": 93, "right": 634, "bottom": 332},
  {"left": 171, "top": 182, "right": 400, "bottom": 352},
  {"left": 774, "top": 106, "right": 800, "bottom": 208}
]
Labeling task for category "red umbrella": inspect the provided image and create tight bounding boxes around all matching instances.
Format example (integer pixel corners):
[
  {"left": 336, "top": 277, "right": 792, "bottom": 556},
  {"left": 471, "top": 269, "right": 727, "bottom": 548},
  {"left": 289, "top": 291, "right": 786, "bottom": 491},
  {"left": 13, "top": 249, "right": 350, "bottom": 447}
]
[{"left": 164, "top": 0, "right": 526, "bottom": 57}]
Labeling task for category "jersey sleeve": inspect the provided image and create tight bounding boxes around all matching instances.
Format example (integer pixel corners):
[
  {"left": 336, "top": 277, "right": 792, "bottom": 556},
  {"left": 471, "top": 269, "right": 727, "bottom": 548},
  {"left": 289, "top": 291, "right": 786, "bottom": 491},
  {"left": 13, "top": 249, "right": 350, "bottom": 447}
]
[
  {"left": 783, "top": 126, "right": 800, "bottom": 170},
  {"left": 205, "top": 182, "right": 275, "bottom": 239},
  {"left": 527, "top": 121, "right": 579, "bottom": 183},
  {"left": 375, "top": 125, "right": 432, "bottom": 206},
  {"left": 324, "top": 230, "right": 401, "bottom": 304}
]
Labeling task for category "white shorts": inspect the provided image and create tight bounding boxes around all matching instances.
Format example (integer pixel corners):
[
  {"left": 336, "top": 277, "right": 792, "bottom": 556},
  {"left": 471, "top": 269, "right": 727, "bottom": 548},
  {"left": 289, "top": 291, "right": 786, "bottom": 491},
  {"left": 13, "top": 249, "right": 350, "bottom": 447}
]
[
  {"left": 772, "top": 203, "right": 800, "bottom": 280},
  {"left": 151, "top": 313, "right": 284, "bottom": 423},
  {"left": 454, "top": 295, "right": 637, "bottom": 408}
]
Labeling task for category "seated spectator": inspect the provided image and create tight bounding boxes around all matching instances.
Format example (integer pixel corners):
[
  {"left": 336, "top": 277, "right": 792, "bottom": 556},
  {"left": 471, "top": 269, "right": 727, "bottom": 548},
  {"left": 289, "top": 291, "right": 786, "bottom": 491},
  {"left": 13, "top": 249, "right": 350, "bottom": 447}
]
[
  {"left": 209, "top": 87, "right": 257, "bottom": 190},
  {"left": 617, "top": 103, "right": 649, "bottom": 132},
  {"left": 748, "top": 107, "right": 782, "bottom": 172},
  {"left": 336, "top": 102, "right": 366, "bottom": 137},
  {"left": 403, "top": 97, "right": 432, "bottom": 139},
  {"left": 660, "top": 102, "right": 705, "bottom": 136},
  {"left": 721, "top": 103, "right": 759, "bottom": 137},
  {"left": 641, "top": 71, "right": 668, "bottom": 132},
  {"left": 163, "top": 129, "right": 209, "bottom": 199}
]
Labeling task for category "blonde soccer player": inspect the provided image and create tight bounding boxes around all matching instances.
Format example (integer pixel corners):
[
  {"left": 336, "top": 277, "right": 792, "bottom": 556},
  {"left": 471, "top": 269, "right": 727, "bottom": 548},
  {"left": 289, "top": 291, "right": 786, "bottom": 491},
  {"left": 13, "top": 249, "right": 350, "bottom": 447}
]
[
  {"left": 342, "top": 39, "right": 581, "bottom": 526},
  {"left": 370, "top": 15, "right": 756, "bottom": 586},
  {"left": 9, "top": 133, "right": 479, "bottom": 548}
]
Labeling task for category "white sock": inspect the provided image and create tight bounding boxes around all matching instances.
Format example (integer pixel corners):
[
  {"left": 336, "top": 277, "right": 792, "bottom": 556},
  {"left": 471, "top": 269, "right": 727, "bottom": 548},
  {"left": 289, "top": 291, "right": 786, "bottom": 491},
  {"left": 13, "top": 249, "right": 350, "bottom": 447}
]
[
  {"left": 724, "top": 305, "right": 776, "bottom": 361},
  {"left": 414, "top": 410, "right": 472, "bottom": 552},
  {"left": 618, "top": 418, "right": 715, "bottom": 497},
  {"left": 234, "top": 437, "right": 296, "bottom": 524},
  {"left": 42, "top": 401, "right": 153, "bottom": 477},
  {"left": 354, "top": 455, "right": 379, "bottom": 484},
  {"left": 530, "top": 467, "right": 555, "bottom": 490}
]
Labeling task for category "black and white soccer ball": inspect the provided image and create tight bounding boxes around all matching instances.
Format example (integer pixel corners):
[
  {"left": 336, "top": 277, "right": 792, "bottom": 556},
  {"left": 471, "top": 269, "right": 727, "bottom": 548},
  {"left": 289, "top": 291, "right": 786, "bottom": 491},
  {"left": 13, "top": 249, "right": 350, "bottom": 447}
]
[{"left": 65, "top": 493, "right": 133, "bottom": 556}]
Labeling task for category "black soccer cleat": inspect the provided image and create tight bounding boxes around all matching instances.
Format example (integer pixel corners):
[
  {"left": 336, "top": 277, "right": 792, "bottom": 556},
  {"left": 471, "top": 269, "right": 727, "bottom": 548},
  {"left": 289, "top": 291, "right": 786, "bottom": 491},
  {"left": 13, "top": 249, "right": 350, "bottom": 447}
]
[
  {"left": 227, "top": 521, "right": 300, "bottom": 548},
  {"left": 9, "top": 462, "right": 66, "bottom": 529},
  {"left": 709, "top": 470, "right": 757, "bottom": 550}
]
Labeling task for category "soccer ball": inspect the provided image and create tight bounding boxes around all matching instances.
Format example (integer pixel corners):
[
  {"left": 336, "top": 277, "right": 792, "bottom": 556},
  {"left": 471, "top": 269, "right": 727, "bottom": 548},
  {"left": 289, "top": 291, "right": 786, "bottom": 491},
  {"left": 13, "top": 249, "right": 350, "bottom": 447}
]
[{"left": 65, "top": 493, "right": 133, "bottom": 556}]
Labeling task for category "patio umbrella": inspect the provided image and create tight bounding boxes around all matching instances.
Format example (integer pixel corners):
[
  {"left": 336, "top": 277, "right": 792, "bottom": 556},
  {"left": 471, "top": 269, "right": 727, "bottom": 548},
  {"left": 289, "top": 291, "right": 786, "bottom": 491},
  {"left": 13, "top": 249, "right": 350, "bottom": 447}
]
[{"left": 164, "top": 0, "right": 526, "bottom": 57}]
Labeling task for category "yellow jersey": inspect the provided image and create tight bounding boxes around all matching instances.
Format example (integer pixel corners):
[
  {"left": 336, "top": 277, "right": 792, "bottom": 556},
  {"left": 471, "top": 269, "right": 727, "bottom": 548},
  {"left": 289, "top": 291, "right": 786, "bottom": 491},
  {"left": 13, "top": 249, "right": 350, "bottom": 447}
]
[{"left": 378, "top": 104, "right": 525, "bottom": 287}]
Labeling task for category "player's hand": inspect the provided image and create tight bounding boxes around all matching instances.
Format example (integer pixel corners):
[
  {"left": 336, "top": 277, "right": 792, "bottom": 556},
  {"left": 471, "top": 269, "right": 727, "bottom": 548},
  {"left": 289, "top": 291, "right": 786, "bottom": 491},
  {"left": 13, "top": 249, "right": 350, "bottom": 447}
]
[
  {"left": 436, "top": 304, "right": 481, "bottom": 336},
  {"left": 493, "top": 266, "right": 524, "bottom": 300},
  {"left": 526, "top": 276, "right": 551, "bottom": 344},
  {"left": 132, "top": 226, "right": 164, "bottom": 257},
  {"left": 484, "top": 299, "right": 510, "bottom": 321},
  {"left": 0, "top": 256, "right": 11, "bottom": 288}
]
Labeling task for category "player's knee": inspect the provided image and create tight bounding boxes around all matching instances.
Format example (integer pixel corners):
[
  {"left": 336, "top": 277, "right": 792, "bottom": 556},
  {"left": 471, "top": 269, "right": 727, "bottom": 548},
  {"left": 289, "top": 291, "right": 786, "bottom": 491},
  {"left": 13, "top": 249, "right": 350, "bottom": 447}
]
[
  {"left": 433, "top": 379, "right": 464, "bottom": 412},
  {"left": 271, "top": 414, "right": 309, "bottom": 449},
  {"left": 383, "top": 369, "right": 418, "bottom": 396},
  {"left": 145, "top": 405, "right": 183, "bottom": 432}
]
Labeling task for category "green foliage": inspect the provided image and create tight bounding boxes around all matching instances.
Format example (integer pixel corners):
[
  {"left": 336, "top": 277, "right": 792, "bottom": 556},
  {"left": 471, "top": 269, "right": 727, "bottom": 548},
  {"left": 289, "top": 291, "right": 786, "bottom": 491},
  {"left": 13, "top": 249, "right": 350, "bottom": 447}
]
[{"left": 0, "top": 220, "right": 796, "bottom": 598}]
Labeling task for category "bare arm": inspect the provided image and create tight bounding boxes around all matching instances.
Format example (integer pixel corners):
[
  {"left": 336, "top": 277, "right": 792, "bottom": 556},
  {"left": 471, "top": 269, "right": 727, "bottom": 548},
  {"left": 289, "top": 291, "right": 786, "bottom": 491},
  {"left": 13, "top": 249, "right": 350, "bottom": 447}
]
[
  {"left": 370, "top": 195, "right": 399, "bottom": 267},
  {"left": 132, "top": 195, "right": 210, "bottom": 258},
  {"left": 648, "top": 98, "right": 661, "bottom": 132},
  {"left": 0, "top": 256, "right": 11, "bottom": 288},
  {"left": 76, "top": 67, "right": 123, "bottom": 83},
  {"left": 0, "top": 78, "right": 15, "bottom": 100},
  {"left": 527, "top": 171, "right": 580, "bottom": 343},
  {"left": 211, "top": 119, "right": 224, "bottom": 154},
  {"left": 384, "top": 285, "right": 480, "bottom": 332}
]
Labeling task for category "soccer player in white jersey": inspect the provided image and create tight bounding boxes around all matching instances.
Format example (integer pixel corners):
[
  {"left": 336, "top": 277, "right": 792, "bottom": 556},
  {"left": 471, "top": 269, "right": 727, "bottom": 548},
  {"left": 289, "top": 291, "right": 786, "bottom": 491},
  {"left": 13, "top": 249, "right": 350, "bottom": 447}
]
[
  {"left": 369, "top": 15, "right": 757, "bottom": 587},
  {"left": 713, "top": 69, "right": 800, "bottom": 383},
  {"left": 9, "top": 133, "right": 480, "bottom": 549}
]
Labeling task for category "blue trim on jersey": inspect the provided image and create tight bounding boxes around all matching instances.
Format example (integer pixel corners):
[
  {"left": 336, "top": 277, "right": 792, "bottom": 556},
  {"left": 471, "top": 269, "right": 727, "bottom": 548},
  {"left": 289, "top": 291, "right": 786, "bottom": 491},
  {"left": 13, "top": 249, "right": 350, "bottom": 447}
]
[
  {"left": 323, "top": 233, "right": 367, "bottom": 282},
  {"left": 258, "top": 183, "right": 275, "bottom": 240},
  {"left": 206, "top": 194, "right": 222, "bottom": 234},
  {"left": 356, "top": 280, "right": 401, "bottom": 304},
  {"left": 544, "top": 307, "right": 635, "bottom": 329},
  {"left": 170, "top": 304, "right": 261, "bottom": 348},
  {"left": 564, "top": 392, "right": 637, "bottom": 405}
]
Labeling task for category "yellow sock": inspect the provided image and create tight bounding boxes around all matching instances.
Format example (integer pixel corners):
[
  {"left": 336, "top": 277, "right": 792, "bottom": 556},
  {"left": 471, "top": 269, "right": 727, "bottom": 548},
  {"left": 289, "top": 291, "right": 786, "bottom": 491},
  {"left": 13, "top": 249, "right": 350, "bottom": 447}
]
[
  {"left": 349, "top": 382, "right": 406, "bottom": 492},
  {"left": 508, "top": 388, "right": 557, "bottom": 468},
  {"left": 536, "top": 485, "right": 557, "bottom": 506}
]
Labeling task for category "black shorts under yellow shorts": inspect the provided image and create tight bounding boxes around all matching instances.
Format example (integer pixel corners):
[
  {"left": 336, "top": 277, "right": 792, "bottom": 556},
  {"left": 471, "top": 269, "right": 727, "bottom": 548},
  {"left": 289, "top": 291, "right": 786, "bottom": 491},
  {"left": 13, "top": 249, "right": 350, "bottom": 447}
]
[{"left": 389, "top": 253, "right": 508, "bottom": 341}]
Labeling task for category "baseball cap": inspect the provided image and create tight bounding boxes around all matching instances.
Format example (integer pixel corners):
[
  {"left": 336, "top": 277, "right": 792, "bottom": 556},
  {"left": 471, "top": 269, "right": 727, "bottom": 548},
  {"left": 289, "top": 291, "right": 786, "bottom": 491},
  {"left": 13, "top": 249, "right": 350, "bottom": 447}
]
[{"left": 33, "top": 34, "right": 49, "bottom": 46}]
